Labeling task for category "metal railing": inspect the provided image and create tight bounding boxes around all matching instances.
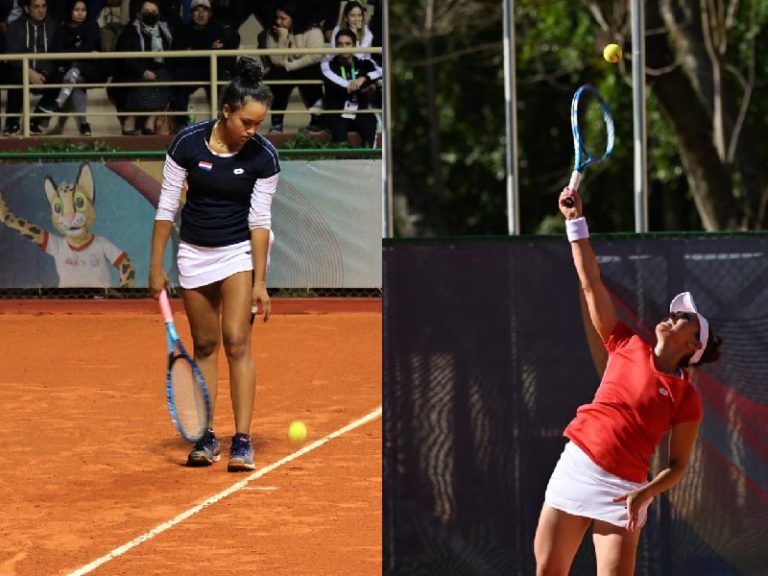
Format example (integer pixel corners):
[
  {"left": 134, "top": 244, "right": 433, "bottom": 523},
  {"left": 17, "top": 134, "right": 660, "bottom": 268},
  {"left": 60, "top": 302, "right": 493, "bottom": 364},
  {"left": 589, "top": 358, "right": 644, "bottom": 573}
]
[{"left": 0, "top": 46, "right": 383, "bottom": 137}]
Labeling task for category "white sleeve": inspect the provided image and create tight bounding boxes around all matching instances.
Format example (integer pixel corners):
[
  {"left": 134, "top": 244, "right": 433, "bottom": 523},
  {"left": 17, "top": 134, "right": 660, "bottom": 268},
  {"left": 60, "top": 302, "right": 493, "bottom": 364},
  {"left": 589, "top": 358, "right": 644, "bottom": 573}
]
[
  {"left": 321, "top": 57, "right": 349, "bottom": 88},
  {"left": 248, "top": 173, "right": 279, "bottom": 229},
  {"left": 155, "top": 155, "right": 187, "bottom": 221},
  {"left": 364, "top": 59, "right": 383, "bottom": 83}
]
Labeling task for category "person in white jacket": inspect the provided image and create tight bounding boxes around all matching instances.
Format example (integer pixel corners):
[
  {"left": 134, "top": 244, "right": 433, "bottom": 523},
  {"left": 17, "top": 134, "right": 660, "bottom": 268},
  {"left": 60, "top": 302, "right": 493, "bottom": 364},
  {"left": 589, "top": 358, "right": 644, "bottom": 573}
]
[
  {"left": 329, "top": 0, "right": 373, "bottom": 60},
  {"left": 264, "top": 0, "right": 325, "bottom": 133}
]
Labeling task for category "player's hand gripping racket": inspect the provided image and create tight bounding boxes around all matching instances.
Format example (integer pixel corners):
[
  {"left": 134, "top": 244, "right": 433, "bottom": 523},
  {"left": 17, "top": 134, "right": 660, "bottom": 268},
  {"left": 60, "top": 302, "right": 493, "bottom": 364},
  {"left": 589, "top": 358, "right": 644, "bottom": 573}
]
[
  {"left": 158, "top": 288, "right": 211, "bottom": 442},
  {"left": 564, "top": 84, "right": 615, "bottom": 206}
]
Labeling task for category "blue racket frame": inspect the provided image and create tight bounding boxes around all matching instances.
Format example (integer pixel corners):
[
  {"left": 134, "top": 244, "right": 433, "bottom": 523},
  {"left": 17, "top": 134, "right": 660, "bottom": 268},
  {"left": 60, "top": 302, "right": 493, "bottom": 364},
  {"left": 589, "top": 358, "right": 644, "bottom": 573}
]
[
  {"left": 568, "top": 84, "right": 615, "bottom": 192},
  {"left": 159, "top": 290, "right": 211, "bottom": 442}
]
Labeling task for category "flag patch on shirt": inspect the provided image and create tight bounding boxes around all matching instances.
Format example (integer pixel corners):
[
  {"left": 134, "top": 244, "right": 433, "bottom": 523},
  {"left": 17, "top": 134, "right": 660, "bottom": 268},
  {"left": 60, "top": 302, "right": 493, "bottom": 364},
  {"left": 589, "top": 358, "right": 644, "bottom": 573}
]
[{"left": 198, "top": 161, "right": 213, "bottom": 171}]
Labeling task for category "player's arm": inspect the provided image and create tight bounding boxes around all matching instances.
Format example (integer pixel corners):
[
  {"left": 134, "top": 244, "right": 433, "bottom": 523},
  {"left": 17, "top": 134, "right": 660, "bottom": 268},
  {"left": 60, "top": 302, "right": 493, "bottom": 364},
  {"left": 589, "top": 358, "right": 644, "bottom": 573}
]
[
  {"left": 149, "top": 220, "right": 173, "bottom": 298},
  {"left": 249, "top": 173, "right": 279, "bottom": 322},
  {"left": 149, "top": 156, "right": 186, "bottom": 299},
  {"left": 250, "top": 227, "right": 271, "bottom": 321},
  {"left": 559, "top": 187, "right": 618, "bottom": 342},
  {"left": 644, "top": 420, "right": 700, "bottom": 499},
  {"left": 614, "top": 419, "right": 699, "bottom": 531}
]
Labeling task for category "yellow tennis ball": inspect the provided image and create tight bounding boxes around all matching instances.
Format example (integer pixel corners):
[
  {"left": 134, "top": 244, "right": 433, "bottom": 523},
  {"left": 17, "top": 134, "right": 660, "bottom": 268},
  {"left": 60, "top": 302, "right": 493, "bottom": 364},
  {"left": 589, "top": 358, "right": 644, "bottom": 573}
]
[
  {"left": 288, "top": 420, "right": 307, "bottom": 443},
  {"left": 603, "top": 43, "right": 622, "bottom": 64}
]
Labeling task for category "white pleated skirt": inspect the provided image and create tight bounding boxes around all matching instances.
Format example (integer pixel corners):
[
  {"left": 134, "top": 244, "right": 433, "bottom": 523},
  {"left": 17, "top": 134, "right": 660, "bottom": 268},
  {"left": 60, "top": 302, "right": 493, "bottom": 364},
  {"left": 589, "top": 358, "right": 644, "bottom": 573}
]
[{"left": 544, "top": 441, "right": 650, "bottom": 529}]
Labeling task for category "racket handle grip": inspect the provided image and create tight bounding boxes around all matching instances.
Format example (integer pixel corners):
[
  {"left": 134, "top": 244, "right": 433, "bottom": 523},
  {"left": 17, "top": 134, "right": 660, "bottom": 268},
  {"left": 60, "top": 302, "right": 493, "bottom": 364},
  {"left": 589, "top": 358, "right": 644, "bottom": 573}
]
[
  {"left": 568, "top": 170, "right": 583, "bottom": 192},
  {"left": 158, "top": 289, "right": 174, "bottom": 323}
]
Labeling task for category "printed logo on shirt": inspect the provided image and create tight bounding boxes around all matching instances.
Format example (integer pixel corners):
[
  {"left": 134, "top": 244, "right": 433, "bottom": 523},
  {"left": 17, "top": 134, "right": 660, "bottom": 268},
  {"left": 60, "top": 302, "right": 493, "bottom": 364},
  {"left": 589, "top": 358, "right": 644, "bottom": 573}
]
[
  {"left": 198, "top": 161, "right": 213, "bottom": 171},
  {"left": 233, "top": 168, "right": 245, "bottom": 175},
  {"left": 658, "top": 387, "right": 669, "bottom": 397}
]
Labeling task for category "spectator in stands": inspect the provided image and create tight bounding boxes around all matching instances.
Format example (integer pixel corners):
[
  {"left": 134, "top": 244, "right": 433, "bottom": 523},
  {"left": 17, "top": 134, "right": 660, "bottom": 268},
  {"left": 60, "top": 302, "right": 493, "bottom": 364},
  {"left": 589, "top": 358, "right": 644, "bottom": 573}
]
[
  {"left": 109, "top": 0, "right": 172, "bottom": 135},
  {"left": 47, "top": 0, "right": 107, "bottom": 135},
  {"left": 321, "top": 0, "right": 381, "bottom": 60},
  {"left": 328, "top": 0, "right": 371, "bottom": 59},
  {"left": 533, "top": 188, "right": 723, "bottom": 576},
  {"left": 250, "top": 0, "right": 332, "bottom": 38},
  {"left": 128, "top": 0, "right": 179, "bottom": 32},
  {"left": 170, "top": 0, "right": 239, "bottom": 132},
  {"left": 3, "top": 0, "right": 61, "bottom": 135},
  {"left": 264, "top": 0, "right": 324, "bottom": 133},
  {"left": 320, "top": 28, "right": 380, "bottom": 147}
]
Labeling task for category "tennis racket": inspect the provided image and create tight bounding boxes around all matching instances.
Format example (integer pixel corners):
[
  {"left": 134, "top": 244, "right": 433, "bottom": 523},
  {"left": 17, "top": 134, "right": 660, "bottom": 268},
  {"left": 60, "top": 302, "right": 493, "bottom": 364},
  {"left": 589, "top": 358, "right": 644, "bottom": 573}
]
[
  {"left": 564, "top": 84, "right": 615, "bottom": 206},
  {"left": 158, "top": 288, "right": 211, "bottom": 442}
]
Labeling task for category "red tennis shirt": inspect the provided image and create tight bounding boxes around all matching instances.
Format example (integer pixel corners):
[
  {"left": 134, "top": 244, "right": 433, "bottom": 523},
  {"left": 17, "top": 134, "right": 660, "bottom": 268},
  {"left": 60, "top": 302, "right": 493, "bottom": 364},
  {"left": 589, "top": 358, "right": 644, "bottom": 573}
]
[{"left": 564, "top": 321, "right": 703, "bottom": 482}]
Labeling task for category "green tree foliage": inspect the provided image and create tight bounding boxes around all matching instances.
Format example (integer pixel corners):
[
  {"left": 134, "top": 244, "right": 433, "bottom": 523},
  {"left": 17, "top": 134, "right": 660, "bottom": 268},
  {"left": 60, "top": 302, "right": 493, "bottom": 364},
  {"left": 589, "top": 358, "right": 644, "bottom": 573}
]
[{"left": 390, "top": 0, "right": 768, "bottom": 235}]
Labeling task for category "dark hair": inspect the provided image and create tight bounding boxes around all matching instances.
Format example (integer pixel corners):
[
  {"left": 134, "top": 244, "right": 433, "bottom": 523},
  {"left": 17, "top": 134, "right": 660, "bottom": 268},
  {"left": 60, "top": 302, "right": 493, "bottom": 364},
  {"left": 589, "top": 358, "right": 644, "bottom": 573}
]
[
  {"left": 335, "top": 27, "right": 357, "bottom": 45},
  {"left": 219, "top": 57, "right": 273, "bottom": 114},
  {"left": 276, "top": 0, "right": 312, "bottom": 34},
  {"left": 676, "top": 327, "right": 723, "bottom": 369},
  {"left": 139, "top": 0, "right": 160, "bottom": 10},
  {"left": 688, "top": 330, "right": 723, "bottom": 368}
]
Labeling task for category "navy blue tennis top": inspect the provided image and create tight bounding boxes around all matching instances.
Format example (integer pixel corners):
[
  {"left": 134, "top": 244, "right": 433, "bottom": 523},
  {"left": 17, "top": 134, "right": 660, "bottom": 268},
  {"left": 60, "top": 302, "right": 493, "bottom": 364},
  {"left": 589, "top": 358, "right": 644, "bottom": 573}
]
[{"left": 167, "top": 120, "right": 280, "bottom": 247}]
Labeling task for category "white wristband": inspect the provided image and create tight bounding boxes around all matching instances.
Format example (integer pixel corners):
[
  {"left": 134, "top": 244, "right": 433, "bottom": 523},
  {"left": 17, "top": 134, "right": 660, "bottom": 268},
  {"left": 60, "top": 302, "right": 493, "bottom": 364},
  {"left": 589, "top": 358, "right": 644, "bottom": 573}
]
[{"left": 566, "top": 217, "right": 589, "bottom": 242}]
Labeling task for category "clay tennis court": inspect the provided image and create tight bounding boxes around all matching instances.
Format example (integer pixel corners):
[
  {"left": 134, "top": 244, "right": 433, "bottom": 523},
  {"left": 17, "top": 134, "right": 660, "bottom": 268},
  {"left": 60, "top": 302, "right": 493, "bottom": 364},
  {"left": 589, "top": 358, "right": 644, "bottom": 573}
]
[{"left": 0, "top": 297, "right": 381, "bottom": 576}]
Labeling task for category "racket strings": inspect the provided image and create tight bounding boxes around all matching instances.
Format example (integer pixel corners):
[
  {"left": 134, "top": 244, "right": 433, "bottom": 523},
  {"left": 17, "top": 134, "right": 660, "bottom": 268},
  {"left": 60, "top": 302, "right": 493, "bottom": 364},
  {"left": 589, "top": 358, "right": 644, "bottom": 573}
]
[
  {"left": 170, "top": 360, "right": 208, "bottom": 438},
  {"left": 577, "top": 96, "right": 609, "bottom": 158}
]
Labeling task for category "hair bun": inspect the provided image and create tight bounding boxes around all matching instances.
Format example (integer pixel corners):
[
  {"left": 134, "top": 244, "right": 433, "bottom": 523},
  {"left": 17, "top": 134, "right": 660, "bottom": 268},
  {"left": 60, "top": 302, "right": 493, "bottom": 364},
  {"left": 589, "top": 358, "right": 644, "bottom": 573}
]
[{"left": 236, "top": 57, "right": 264, "bottom": 84}]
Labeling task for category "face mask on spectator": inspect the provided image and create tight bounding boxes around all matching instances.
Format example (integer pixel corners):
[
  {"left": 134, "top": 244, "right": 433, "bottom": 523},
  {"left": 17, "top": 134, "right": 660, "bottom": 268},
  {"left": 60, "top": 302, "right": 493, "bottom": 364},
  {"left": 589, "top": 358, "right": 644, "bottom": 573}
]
[{"left": 141, "top": 12, "right": 159, "bottom": 25}]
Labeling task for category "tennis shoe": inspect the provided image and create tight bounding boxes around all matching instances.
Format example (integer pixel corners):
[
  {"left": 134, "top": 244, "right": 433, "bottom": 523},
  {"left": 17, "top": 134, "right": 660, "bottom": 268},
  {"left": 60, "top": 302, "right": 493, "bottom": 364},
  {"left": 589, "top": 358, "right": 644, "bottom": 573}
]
[
  {"left": 186, "top": 428, "right": 220, "bottom": 466},
  {"left": 228, "top": 433, "right": 255, "bottom": 472}
]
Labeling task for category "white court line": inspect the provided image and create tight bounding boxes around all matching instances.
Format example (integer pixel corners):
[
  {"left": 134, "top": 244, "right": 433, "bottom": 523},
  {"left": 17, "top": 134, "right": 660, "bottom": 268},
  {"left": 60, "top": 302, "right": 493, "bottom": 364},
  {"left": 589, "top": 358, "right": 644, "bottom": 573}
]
[{"left": 65, "top": 406, "right": 382, "bottom": 576}]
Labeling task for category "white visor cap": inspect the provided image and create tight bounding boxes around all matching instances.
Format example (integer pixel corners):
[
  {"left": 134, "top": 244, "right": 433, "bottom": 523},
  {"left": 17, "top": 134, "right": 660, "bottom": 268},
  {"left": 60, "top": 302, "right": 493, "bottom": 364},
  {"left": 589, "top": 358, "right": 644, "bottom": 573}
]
[{"left": 669, "top": 292, "right": 709, "bottom": 365}]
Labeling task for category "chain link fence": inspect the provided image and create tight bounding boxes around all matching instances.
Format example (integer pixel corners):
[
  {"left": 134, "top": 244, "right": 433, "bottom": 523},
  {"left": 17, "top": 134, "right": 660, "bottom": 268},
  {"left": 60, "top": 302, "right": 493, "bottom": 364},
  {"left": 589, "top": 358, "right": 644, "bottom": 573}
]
[{"left": 384, "top": 234, "right": 768, "bottom": 576}]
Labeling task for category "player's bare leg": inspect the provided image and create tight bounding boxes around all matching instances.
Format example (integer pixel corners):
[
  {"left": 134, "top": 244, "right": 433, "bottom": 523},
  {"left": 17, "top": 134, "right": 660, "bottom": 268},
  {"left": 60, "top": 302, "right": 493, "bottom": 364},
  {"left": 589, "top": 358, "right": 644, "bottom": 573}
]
[
  {"left": 592, "top": 519, "right": 642, "bottom": 576},
  {"left": 219, "top": 271, "right": 257, "bottom": 435},
  {"left": 181, "top": 284, "right": 224, "bottom": 465},
  {"left": 534, "top": 504, "right": 592, "bottom": 576},
  {"left": 182, "top": 284, "right": 223, "bottom": 423}
]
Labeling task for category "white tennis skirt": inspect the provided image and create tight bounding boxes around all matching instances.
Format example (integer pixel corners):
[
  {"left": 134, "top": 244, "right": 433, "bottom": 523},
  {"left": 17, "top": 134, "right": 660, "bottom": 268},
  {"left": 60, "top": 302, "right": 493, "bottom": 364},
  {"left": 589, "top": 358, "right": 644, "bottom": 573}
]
[
  {"left": 178, "top": 240, "right": 252, "bottom": 289},
  {"left": 544, "top": 441, "right": 651, "bottom": 529},
  {"left": 177, "top": 231, "right": 275, "bottom": 290}
]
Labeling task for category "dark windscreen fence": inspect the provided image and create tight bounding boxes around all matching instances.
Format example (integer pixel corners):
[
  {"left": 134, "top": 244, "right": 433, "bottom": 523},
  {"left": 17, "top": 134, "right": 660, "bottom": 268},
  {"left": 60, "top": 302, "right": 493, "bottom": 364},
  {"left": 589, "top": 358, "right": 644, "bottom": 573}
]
[{"left": 383, "top": 235, "right": 768, "bottom": 576}]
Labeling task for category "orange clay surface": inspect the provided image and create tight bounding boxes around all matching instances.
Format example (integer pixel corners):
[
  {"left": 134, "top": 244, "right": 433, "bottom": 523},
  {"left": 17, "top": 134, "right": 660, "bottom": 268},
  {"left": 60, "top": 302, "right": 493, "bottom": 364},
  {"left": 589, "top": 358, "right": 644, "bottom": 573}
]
[{"left": 0, "top": 298, "right": 381, "bottom": 576}]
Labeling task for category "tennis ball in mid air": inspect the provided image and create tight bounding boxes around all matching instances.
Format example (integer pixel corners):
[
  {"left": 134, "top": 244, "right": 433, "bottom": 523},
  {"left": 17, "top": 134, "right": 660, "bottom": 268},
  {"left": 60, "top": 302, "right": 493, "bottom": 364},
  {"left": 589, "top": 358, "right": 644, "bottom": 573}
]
[
  {"left": 603, "top": 43, "right": 623, "bottom": 63},
  {"left": 288, "top": 420, "right": 307, "bottom": 443}
]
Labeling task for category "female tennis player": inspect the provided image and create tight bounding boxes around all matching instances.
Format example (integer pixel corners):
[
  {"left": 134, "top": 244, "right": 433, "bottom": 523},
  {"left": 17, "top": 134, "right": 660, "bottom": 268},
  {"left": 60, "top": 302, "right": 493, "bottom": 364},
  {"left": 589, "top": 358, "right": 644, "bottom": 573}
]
[
  {"left": 534, "top": 187, "right": 722, "bottom": 575},
  {"left": 149, "top": 57, "right": 279, "bottom": 472}
]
